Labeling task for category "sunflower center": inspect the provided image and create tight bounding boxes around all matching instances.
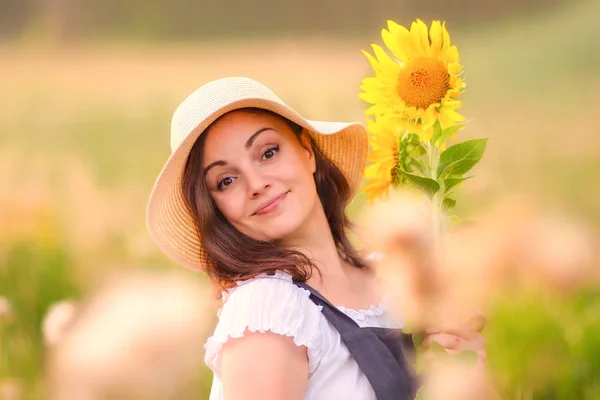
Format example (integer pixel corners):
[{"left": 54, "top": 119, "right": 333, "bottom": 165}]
[{"left": 397, "top": 57, "right": 450, "bottom": 109}]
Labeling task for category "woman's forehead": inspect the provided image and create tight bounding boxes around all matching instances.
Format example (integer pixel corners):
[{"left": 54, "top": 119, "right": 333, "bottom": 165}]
[{"left": 201, "top": 111, "right": 293, "bottom": 162}]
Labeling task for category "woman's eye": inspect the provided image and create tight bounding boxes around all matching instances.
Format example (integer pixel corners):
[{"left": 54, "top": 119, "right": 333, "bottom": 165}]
[
  {"left": 217, "top": 176, "right": 236, "bottom": 191},
  {"left": 261, "top": 145, "right": 280, "bottom": 161}
]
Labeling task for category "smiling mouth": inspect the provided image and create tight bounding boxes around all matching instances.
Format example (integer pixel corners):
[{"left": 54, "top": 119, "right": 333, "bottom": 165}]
[{"left": 253, "top": 191, "right": 289, "bottom": 216}]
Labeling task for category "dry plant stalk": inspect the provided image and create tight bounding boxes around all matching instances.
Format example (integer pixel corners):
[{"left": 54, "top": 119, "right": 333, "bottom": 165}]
[
  {"left": 359, "top": 192, "right": 598, "bottom": 399},
  {"left": 0, "top": 378, "right": 22, "bottom": 400},
  {"left": 0, "top": 297, "right": 13, "bottom": 325},
  {"left": 46, "top": 271, "right": 211, "bottom": 400}
]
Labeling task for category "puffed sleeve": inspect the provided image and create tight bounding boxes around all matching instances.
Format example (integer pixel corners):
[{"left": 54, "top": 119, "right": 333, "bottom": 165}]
[{"left": 203, "top": 272, "right": 325, "bottom": 378}]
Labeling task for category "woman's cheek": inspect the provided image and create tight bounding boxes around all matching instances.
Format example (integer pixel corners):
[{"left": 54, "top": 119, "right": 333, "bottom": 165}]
[{"left": 214, "top": 192, "right": 244, "bottom": 223}]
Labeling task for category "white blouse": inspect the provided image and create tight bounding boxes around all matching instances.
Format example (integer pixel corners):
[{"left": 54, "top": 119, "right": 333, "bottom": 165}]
[{"left": 204, "top": 271, "right": 403, "bottom": 399}]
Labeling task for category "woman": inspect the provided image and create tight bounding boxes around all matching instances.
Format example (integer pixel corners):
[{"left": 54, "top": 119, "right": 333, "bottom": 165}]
[{"left": 146, "top": 77, "right": 485, "bottom": 399}]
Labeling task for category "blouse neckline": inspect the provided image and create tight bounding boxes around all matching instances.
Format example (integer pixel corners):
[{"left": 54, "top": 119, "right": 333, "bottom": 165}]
[{"left": 228, "top": 270, "right": 387, "bottom": 319}]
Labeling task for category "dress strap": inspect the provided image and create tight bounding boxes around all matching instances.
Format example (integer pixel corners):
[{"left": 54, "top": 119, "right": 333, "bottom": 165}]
[
  {"left": 293, "top": 280, "right": 416, "bottom": 400},
  {"left": 294, "top": 280, "right": 359, "bottom": 334}
]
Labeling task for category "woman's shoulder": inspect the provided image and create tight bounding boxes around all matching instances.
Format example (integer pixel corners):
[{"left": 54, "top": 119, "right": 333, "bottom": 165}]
[
  {"left": 220, "top": 270, "right": 310, "bottom": 303},
  {"left": 216, "top": 270, "right": 323, "bottom": 327},
  {"left": 205, "top": 271, "right": 325, "bottom": 377}
]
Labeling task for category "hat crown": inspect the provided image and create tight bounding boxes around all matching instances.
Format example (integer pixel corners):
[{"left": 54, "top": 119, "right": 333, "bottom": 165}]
[{"left": 169, "top": 77, "right": 284, "bottom": 152}]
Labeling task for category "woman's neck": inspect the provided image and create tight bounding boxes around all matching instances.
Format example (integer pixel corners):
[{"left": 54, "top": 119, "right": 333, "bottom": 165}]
[
  {"left": 281, "top": 203, "right": 379, "bottom": 308},
  {"left": 280, "top": 202, "right": 345, "bottom": 275},
  {"left": 280, "top": 202, "right": 380, "bottom": 309}
]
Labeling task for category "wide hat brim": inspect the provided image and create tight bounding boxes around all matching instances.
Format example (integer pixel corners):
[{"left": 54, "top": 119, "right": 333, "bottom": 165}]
[{"left": 146, "top": 77, "right": 368, "bottom": 271}]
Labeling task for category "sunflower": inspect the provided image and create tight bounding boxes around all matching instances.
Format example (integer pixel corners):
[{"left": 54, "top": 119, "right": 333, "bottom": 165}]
[
  {"left": 359, "top": 19, "right": 465, "bottom": 141},
  {"left": 361, "top": 118, "right": 400, "bottom": 202}
]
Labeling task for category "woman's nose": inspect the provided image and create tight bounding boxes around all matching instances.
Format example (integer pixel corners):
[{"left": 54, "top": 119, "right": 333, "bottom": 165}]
[{"left": 246, "top": 169, "right": 270, "bottom": 198}]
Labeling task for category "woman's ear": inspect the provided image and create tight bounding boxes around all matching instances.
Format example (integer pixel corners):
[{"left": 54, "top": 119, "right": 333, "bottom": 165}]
[{"left": 299, "top": 129, "right": 316, "bottom": 174}]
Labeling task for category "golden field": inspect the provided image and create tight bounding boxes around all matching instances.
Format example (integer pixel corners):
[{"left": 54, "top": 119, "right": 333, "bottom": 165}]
[{"left": 1, "top": 1, "right": 599, "bottom": 397}]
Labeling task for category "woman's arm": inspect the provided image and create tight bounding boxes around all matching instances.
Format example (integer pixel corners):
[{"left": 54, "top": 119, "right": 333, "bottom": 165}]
[{"left": 221, "top": 331, "right": 309, "bottom": 400}]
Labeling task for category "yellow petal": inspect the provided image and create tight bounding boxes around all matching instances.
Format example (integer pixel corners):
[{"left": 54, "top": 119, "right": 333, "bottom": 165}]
[
  {"left": 365, "top": 105, "right": 380, "bottom": 115},
  {"left": 361, "top": 49, "right": 381, "bottom": 73},
  {"left": 429, "top": 22, "right": 443, "bottom": 58},
  {"left": 395, "top": 24, "right": 416, "bottom": 58},
  {"left": 420, "top": 109, "right": 437, "bottom": 130},
  {"left": 439, "top": 107, "right": 464, "bottom": 128},
  {"left": 359, "top": 92, "right": 379, "bottom": 104},
  {"left": 371, "top": 44, "right": 399, "bottom": 71},
  {"left": 450, "top": 76, "right": 465, "bottom": 90},
  {"left": 444, "top": 45, "right": 460, "bottom": 64},
  {"left": 365, "top": 162, "right": 388, "bottom": 178},
  {"left": 447, "top": 87, "right": 461, "bottom": 98},
  {"left": 422, "top": 125, "right": 435, "bottom": 141},
  {"left": 364, "top": 163, "right": 380, "bottom": 177},
  {"left": 361, "top": 77, "right": 386, "bottom": 90},
  {"left": 417, "top": 19, "right": 431, "bottom": 55},
  {"left": 382, "top": 28, "right": 408, "bottom": 62},
  {"left": 447, "top": 60, "right": 462, "bottom": 75},
  {"left": 387, "top": 20, "right": 402, "bottom": 35},
  {"left": 443, "top": 99, "right": 462, "bottom": 110},
  {"left": 442, "top": 22, "right": 451, "bottom": 50},
  {"left": 403, "top": 106, "right": 420, "bottom": 120},
  {"left": 410, "top": 19, "right": 429, "bottom": 57}
]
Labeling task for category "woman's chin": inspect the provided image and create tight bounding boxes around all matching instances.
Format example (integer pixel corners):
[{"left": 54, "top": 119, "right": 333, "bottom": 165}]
[{"left": 256, "top": 222, "right": 303, "bottom": 244}]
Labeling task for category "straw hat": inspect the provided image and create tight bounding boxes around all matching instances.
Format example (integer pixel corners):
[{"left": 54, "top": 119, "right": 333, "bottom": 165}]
[{"left": 146, "top": 77, "right": 368, "bottom": 271}]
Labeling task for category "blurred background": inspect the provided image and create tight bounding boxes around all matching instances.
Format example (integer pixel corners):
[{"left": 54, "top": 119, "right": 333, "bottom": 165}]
[{"left": 1, "top": 0, "right": 599, "bottom": 398}]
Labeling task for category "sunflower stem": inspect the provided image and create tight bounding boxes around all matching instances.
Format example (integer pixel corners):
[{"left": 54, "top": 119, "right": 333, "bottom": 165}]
[{"left": 428, "top": 142, "right": 443, "bottom": 250}]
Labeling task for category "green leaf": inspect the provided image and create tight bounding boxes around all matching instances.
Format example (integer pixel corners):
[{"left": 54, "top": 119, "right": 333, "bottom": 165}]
[
  {"left": 437, "top": 138, "right": 488, "bottom": 179},
  {"left": 399, "top": 171, "right": 440, "bottom": 198},
  {"left": 403, "top": 133, "right": 426, "bottom": 155},
  {"left": 409, "top": 159, "right": 426, "bottom": 174},
  {"left": 444, "top": 176, "right": 472, "bottom": 193},
  {"left": 436, "top": 124, "right": 464, "bottom": 145},
  {"left": 431, "top": 121, "right": 443, "bottom": 144},
  {"left": 442, "top": 197, "right": 456, "bottom": 211}
]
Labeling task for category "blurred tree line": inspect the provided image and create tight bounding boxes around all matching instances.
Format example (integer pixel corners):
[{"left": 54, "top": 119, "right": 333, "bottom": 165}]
[{"left": 1, "top": 0, "right": 568, "bottom": 43}]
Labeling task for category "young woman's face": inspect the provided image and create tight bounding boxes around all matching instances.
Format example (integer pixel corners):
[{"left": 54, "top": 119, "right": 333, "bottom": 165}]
[{"left": 202, "top": 110, "right": 319, "bottom": 242}]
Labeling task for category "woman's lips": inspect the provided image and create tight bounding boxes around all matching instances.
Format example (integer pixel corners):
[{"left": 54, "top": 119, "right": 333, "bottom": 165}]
[{"left": 254, "top": 192, "right": 289, "bottom": 216}]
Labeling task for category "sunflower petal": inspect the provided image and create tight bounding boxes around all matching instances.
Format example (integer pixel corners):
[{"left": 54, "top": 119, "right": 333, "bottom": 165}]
[
  {"left": 395, "top": 24, "right": 415, "bottom": 58},
  {"left": 361, "top": 49, "right": 381, "bottom": 73},
  {"left": 439, "top": 107, "right": 465, "bottom": 128},
  {"left": 371, "top": 44, "right": 400, "bottom": 71},
  {"left": 442, "top": 22, "right": 451, "bottom": 50},
  {"left": 444, "top": 45, "right": 460, "bottom": 64},
  {"left": 410, "top": 19, "right": 429, "bottom": 56},
  {"left": 430, "top": 21, "right": 443, "bottom": 56},
  {"left": 382, "top": 27, "right": 408, "bottom": 62},
  {"left": 387, "top": 20, "right": 402, "bottom": 35},
  {"left": 364, "top": 163, "right": 382, "bottom": 177},
  {"left": 448, "top": 61, "right": 462, "bottom": 75},
  {"left": 447, "top": 87, "right": 461, "bottom": 98},
  {"left": 365, "top": 105, "right": 380, "bottom": 115},
  {"left": 359, "top": 92, "right": 379, "bottom": 104},
  {"left": 420, "top": 109, "right": 438, "bottom": 130}
]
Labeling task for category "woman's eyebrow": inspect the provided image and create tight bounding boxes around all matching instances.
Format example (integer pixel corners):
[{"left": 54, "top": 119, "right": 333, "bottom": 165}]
[
  {"left": 244, "top": 127, "right": 274, "bottom": 149},
  {"left": 203, "top": 160, "right": 227, "bottom": 177},
  {"left": 203, "top": 127, "right": 274, "bottom": 176}
]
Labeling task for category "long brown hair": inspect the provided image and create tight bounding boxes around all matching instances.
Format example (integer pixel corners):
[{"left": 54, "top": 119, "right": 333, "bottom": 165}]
[{"left": 182, "top": 108, "right": 367, "bottom": 292}]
